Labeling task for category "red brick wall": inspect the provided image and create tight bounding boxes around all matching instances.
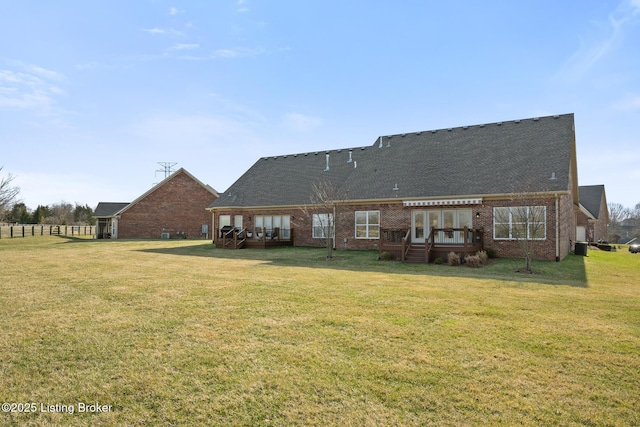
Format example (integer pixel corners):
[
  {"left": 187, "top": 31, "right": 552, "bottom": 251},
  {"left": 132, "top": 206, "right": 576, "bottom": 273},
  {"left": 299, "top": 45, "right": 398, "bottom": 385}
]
[
  {"left": 118, "top": 172, "right": 217, "bottom": 239},
  {"left": 213, "top": 196, "right": 571, "bottom": 261}
]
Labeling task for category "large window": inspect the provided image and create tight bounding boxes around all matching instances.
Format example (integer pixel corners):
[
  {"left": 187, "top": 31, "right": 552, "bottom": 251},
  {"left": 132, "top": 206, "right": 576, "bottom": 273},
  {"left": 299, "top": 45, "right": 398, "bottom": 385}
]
[
  {"left": 355, "top": 211, "right": 380, "bottom": 239},
  {"left": 312, "top": 213, "right": 333, "bottom": 238},
  {"left": 254, "top": 215, "right": 291, "bottom": 239},
  {"left": 494, "top": 206, "right": 546, "bottom": 240}
]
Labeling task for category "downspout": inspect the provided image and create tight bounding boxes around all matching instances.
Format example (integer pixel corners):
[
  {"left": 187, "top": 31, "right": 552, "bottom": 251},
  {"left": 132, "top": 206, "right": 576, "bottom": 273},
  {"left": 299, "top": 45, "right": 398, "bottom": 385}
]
[
  {"left": 211, "top": 209, "right": 216, "bottom": 245},
  {"left": 333, "top": 205, "right": 337, "bottom": 250},
  {"left": 555, "top": 194, "right": 560, "bottom": 262}
]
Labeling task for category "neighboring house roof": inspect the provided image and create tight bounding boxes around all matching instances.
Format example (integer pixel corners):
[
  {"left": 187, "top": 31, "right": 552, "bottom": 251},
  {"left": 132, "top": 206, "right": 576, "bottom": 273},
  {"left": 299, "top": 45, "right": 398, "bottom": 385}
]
[
  {"left": 210, "top": 113, "right": 577, "bottom": 209},
  {"left": 117, "top": 168, "right": 219, "bottom": 216},
  {"left": 94, "top": 202, "right": 130, "bottom": 218},
  {"left": 578, "top": 185, "right": 607, "bottom": 220}
]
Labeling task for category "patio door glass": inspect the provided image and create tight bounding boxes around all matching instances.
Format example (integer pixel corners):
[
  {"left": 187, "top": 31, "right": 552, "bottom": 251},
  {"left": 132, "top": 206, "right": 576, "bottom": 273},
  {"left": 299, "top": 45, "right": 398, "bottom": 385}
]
[{"left": 412, "top": 211, "right": 426, "bottom": 243}]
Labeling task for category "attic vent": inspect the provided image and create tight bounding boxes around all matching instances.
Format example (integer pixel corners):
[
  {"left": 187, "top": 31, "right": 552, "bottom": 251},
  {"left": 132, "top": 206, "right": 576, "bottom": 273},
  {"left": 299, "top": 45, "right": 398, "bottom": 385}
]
[
  {"left": 293, "top": 154, "right": 297, "bottom": 157},
  {"left": 447, "top": 128, "right": 452, "bottom": 131},
  {"left": 379, "top": 136, "right": 383, "bottom": 148},
  {"left": 554, "top": 115, "right": 559, "bottom": 118},
  {"left": 304, "top": 153, "right": 308, "bottom": 156},
  {"left": 479, "top": 124, "right": 485, "bottom": 128},
  {"left": 463, "top": 126, "right": 468, "bottom": 130},
  {"left": 324, "top": 154, "right": 330, "bottom": 171},
  {"left": 415, "top": 132, "right": 422, "bottom": 135},
  {"left": 354, "top": 161, "right": 357, "bottom": 168},
  {"left": 393, "top": 183, "right": 399, "bottom": 191},
  {"left": 401, "top": 133, "right": 406, "bottom": 137},
  {"left": 515, "top": 120, "right": 521, "bottom": 123},
  {"left": 533, "top": 117, "right": 539, "bottom": 121},
  {"left": 550, "top": 172, "right": 557, "bottom": 180},
  {"left": 497, "top": 122, "right": 502, "bottom": 126},
  {"left": 348, "top": 149, "right": 353, "bottom": 163},
  {"left": 387, "top": 138, "right": 391, "bottom": 147},
  {"left": 431, "top": 130, "right": 437, "bottom": 133},
  {"left": 361, "top": 147, "right": 365, "bottom": 150}
]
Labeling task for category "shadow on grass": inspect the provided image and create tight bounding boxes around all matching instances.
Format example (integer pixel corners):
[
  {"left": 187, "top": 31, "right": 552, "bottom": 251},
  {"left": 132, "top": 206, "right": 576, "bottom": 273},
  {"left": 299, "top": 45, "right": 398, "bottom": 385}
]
[{"left": 136, "top": 242, "right": 588, "bottom": 287}]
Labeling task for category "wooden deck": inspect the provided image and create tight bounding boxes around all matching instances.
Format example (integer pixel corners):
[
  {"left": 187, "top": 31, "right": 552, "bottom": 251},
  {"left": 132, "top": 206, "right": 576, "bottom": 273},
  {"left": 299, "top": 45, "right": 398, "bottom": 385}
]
[
  {"left": 215, "top": 228, "right": 294, "bottom": 249},
  {"left": 379, "top": 227, "right": 484, "bottom": 263}
]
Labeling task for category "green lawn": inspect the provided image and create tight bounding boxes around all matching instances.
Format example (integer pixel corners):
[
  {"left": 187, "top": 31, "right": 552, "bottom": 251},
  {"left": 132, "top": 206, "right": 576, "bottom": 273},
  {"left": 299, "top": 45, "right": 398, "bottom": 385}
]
[{"left": 1, "top": 237, "right": 638, "bottom": 426}]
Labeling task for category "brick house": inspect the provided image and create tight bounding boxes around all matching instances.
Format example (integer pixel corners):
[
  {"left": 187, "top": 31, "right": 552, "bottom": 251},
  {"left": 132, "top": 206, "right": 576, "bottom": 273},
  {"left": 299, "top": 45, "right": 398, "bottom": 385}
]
[
  {"left": 208, "top": 114, "right": 581, "bottom": 262},
  {"left": 95, "top": 168, "right": 218, "bottom": 239},
  {"left": 577, "top": 185, "right": 609, "bottom": 243}
]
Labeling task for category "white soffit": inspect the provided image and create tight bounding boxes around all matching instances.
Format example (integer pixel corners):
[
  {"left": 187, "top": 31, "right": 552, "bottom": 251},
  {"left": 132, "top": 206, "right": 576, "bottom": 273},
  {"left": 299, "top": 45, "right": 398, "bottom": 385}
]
[{"left": 403, "top": 198, "right": 483, "bottom": 207}]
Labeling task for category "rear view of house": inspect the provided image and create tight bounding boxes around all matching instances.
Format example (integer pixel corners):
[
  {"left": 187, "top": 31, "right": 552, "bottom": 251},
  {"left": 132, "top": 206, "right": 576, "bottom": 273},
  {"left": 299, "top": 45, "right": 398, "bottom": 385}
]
[{"left": 208, "top": 114, "right": 583, "bottom": 262}]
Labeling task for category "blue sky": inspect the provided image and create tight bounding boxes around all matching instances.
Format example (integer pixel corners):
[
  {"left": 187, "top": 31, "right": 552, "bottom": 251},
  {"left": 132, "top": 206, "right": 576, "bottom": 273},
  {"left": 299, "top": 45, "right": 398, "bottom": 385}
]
[{"left": 1, "top": 0, "right": 639, "bottom": 210}]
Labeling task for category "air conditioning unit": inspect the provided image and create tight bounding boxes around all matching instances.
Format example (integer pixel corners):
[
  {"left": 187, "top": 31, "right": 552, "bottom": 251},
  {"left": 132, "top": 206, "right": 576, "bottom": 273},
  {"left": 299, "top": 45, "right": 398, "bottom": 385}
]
[{"left": 161, "top": 232, "right": 170, "bottom": 239}]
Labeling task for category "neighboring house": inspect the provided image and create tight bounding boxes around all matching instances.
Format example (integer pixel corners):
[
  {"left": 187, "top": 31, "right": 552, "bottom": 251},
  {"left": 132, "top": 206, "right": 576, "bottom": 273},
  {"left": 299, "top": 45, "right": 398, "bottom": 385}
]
[
  {"left": 95, "top": 168, "right": 218, "bottom": 239},
  {"left": 577, "top": 185, "right": 609, "bottom": 242},
  {"left": 94, "top": 202, "right": 129, "bottom": 239},
  {"left": 207, "top": 113, "right": 580, "bottom": 262}
]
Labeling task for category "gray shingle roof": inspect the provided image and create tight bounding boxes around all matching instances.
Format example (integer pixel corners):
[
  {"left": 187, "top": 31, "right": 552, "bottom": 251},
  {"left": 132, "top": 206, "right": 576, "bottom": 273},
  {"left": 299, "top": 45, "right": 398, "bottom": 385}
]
[
  {"left": 210, "top": 114, "right": 576, "bottom": 209},
  {"left": 94, "top": 202, "right": 130, "bottom": 217},
  {"left": 579, "top": 185, "right": 605, "bottom": 219}
]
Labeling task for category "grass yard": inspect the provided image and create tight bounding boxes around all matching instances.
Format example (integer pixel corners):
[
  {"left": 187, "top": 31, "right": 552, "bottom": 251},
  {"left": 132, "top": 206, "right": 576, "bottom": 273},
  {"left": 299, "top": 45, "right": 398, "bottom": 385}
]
[{"left": 0, "top": 237, "right": 638, "bottom": 426}]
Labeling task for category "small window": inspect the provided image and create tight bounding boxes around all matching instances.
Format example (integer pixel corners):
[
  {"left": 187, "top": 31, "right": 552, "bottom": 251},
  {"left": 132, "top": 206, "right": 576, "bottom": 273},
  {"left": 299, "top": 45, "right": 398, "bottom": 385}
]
[
  {"left": 313, "top": 213, "right": 333, "bottom": 238},
  {"left": 355, "top": 210, "right": 380, "bottom": 239}
]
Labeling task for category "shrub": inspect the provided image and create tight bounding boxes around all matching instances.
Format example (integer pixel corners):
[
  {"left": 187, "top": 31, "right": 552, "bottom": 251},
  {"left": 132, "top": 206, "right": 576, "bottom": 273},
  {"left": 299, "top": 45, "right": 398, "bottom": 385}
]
[
  {"left": 434, "top": 257, "right": 444, "bottom": 265},
  {"left": 379, "top": 252, "right": 392, "bottom": 261},
  {"left": 477, "top": 250, "right": 488, "bottom": 264},
  {"left": 485, "top": 248, "right": 498, "bottom": 259},
  {"left": 465, "top": 255, "right": 482, "bottom": 268},
  {"left": 447, "top": 251, "right": 461, "bottom": 266}
]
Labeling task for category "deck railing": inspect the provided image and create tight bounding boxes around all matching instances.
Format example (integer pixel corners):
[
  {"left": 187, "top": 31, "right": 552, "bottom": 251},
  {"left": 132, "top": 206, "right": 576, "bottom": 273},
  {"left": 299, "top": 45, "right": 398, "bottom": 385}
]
[
  {"left": 380, "top": 227, "right": 484, "bottom": 261},
  {"left": 221, "top": 227, "right": 247, "bottom": 249}
]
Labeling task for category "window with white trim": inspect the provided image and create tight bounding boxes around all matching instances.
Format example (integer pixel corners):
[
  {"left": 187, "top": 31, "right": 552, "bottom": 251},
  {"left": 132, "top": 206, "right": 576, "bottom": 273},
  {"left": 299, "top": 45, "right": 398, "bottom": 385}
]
[
  {"left": 312, "top": 213, "right": 333, "bottom": 238},
  {"left": 355, "top": 210, "right": 380, "bottom": 238},
  {"left": 493, "top": 206, "right": 546, "bottom": 240}
]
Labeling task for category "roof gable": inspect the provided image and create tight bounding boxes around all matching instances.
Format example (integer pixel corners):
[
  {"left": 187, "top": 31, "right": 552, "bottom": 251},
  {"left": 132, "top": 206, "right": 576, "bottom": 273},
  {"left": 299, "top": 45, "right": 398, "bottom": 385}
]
[
  {"left": 210, "top": 114, "right": 577, "bottom": 209},
  {"left": 579, "top": 185, "right": 607, "bottom": 220},
  {"left": 119, "top": 168, "right": 218, "bottom": 215}
]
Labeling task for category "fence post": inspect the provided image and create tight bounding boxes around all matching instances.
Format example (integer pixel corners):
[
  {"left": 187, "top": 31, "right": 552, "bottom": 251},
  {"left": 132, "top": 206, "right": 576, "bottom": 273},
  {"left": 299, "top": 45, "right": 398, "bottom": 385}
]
[
  {"left": 22, "top": 226, "right": 25, "bottom": 238},
  {"left": 11, "top": 226, "right": 13, "bottom": 238}
]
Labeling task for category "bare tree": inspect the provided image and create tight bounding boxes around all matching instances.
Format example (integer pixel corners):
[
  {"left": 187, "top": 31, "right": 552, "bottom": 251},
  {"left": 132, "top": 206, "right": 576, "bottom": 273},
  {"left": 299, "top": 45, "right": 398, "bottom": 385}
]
[
  {"left": 0, "top": 166, "right": 20, "bottom": 219},
  {"left": 494, "top": 196, "right": 547, "bottom": 272},
  {"left": 46, "top": 201, "right": 74, "bottom": 225},
  {"left": 302, "top": 178, "right": 347, "bottom": 259}
]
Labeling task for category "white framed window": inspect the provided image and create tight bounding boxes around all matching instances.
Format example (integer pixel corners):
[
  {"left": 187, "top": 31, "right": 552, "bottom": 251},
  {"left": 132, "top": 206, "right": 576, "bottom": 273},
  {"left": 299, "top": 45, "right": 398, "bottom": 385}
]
[
  {"left": 219, "top": 215, "right": 231, "bottom": 227},
  {"left": 254, "top": 215, "right": 291, "bottom": 239},
  {"left": 355, "top": 210, "right": 380, "bottom": 239},
  {"left": 493, "top": 206, "right": 546, "bottom": 240},
  {"left": 312, "top": 213, "right": 333, "bottom": 238}
]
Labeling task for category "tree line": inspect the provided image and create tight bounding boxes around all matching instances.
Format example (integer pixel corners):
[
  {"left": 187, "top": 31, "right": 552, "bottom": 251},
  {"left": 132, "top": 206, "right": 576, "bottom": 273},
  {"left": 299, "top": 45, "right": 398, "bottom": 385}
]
[
  {"left": 607, "top": 202, "right": 640, "bottom": 243},
  {"left": 1, "top": 166, "right": 95, "bottom": 226}
]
